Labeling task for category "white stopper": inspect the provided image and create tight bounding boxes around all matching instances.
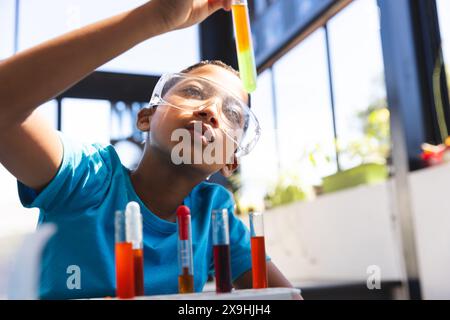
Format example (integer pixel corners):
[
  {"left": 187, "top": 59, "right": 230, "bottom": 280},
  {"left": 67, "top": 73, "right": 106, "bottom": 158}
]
[{"left": 125, "top": 201, "right": 143, "bottom": 249}]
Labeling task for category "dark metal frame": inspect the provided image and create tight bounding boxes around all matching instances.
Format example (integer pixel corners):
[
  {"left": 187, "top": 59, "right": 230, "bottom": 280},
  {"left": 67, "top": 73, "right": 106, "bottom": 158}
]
[
  {"left": 14, "top": 0, "right": 20, "bottom": 54},
  {"left": 324, "top": 24, "right": 341, "bottom": 171},
  {"left": 376, "top": 0, "right": 449, "bottom": 300},
  {"left": 378, "top": 0, "right": 423, "bottom": 299},
  {"left": 379, "top": 0, "right": 450, "bottom": 170},
  {"left": 56, "top": 71, "right": 160, "bottom": 133},
  {"left": 56, "top": 71, "right": 159, "bottom": 102},
  {"left": 411, "top": 0, "right": 450, "bottom": 146}
]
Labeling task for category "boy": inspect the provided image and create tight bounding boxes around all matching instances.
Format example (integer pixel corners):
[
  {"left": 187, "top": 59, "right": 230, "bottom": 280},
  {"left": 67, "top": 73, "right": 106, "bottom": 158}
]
[{"left": 0, "top": 0, "right": 299, "bottom": 299}]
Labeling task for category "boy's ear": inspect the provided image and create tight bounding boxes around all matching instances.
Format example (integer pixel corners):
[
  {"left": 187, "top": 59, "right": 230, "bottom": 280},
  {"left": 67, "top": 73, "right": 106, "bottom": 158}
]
[
  {"left": 137, "top": 107, "right": 156, "bottom": 132},
  {"left": 220, "top": 155, "right": 239, "bottom": 177}
]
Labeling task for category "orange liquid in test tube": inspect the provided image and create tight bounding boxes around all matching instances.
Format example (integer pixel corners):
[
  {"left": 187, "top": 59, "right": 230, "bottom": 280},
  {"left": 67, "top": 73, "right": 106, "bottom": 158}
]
[
  {"left": 115, "top": 242, "right": 135, "bottom": 299},
  {"left": 249, "top": 211, "right": 268, "bottom": 289},
  {"left": 125, "top": 201, "right": 145, "bottom": 296},
  {"left": 178, "top": 267, "right": 194, "bottom": 293},
  {"left": 250, "top": 236, "right": 268, "bottom": 288}
]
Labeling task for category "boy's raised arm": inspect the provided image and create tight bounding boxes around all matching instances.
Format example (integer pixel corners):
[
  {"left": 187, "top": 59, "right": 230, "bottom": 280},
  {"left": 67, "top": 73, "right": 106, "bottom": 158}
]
[{"left": 0, "top": 0, "right": 231, "bottom": 191}]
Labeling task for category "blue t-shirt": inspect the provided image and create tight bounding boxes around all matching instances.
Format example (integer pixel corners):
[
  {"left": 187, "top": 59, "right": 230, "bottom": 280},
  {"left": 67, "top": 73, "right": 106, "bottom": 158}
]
[{"left": 18, "top": 133, "right": 256, "bottom": 299}]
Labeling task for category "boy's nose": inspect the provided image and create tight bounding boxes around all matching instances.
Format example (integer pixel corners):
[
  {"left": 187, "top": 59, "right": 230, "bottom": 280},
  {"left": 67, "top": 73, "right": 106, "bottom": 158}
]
[{"left": 193, "top": 102, "right": 220, "bottom": 128}]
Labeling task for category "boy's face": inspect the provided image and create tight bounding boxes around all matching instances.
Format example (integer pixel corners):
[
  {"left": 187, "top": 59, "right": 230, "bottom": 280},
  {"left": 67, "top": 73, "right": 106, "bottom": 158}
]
[{"left": 140, "top": 65, "right": 249, "bottom": 177}]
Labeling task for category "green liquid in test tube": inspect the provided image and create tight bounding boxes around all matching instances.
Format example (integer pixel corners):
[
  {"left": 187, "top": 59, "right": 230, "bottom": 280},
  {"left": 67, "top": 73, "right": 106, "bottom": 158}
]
[{"left": 232, "top": 0, "right": 257, "bottom": 93}]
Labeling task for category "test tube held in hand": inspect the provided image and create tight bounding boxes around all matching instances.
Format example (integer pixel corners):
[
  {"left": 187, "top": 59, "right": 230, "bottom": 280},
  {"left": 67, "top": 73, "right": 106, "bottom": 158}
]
[
  {"left": 212, "top": 209, "right": 233, "bottom": 293},
  {"left": 249, "top": 211, "right": 268, "bottom": 289},
  {"left": 177, "top": 205, "right": 194, "bottom": 293},
  {"left": 232, "top": 0, "right": 257, "bottom": 93},
  {"left": 115, "top": 210, "right": 135, "bottom": 299},
  {"left": 125, "top": 201, "right": 144, "bottom": 296}
]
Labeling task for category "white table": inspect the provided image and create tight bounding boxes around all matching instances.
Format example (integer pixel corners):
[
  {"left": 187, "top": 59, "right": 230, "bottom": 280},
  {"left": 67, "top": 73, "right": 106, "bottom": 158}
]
[{"left": 133, "top": 288, "right": 301, "bottom": 300}]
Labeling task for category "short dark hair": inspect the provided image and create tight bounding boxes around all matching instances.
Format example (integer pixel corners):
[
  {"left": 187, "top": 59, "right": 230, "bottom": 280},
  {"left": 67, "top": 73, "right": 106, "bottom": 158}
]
[
  {"left": 180, "top": 60, "right": 251, "bottom": 108},
  {"left": 181, "top": 60, "right": 240, "bottom": 78}
]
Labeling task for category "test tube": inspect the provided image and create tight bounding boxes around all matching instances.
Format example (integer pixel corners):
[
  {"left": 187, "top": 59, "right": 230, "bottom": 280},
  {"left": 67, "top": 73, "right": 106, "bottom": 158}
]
[
  {"left": 115, "top": 210, "right": 135, "bottom": 299},
  {"left": 212, "top": 209, "right": 233, "bottom": 293},
  {"left": 125, "top": 201, "right": 144, "bottom": 296},
  {"left": 232, "top": 0, "right": 257, "bottom": 93},
  {"left": 177, "top": 205, "right": 194, "bottom": 293},
  {"left": 249, "top": 211, "right": 268, "bottom": 288}
]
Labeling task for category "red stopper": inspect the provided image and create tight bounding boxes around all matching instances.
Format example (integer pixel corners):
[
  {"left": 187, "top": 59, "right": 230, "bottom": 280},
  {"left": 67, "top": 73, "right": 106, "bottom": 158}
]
[
  {"left": 177, "top": 205, "right": 190, "bottom": 218},
  {"left": 177, "top": 205, "right": 191, "bottom": 240}
]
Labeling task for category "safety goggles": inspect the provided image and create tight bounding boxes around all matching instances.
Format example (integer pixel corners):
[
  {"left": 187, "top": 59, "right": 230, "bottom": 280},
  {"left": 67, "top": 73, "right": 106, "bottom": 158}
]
[{"left": 148, "top": 73, "right": 261, "bottom": 157}]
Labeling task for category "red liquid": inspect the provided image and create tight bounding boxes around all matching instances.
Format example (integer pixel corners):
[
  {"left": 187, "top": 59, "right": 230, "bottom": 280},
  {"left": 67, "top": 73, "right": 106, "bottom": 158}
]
[
  {"left": 251, "top": 236, "right": 268, "bottom": 288},
  {"left": 115, "top": 242, "right": 135, "bottom": 299},
  {"left": 213, "top": 244, "right": 232, "bottom": 293},
  {"left": 133, "top": 248, "right": 144, "bottom": 296}
]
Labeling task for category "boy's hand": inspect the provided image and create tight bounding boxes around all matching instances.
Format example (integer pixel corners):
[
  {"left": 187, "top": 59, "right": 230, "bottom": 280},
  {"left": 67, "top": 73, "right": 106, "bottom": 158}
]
[{"left": 152, "top": 0, "right": 233, "bottom": 31}]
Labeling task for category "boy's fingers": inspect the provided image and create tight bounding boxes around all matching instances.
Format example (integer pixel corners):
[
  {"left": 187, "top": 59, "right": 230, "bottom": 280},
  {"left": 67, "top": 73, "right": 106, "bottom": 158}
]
[
  {"left": 223, "top": 0, "right": 233, "bottom": 11},
  {"left": 208, "top": 0, "right": 232, "bottom": 12}
]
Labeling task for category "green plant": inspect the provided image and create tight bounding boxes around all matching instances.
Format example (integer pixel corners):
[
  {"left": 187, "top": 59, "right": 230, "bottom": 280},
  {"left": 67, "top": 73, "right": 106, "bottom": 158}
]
[
  {"left": 339, "top": 98, "right": 391, "bottom": 165},
  {"left": 304, "top": 143, "right": 333, "bottom": 169},
  {"left": 263, "top": 174, "right": 310, "bottom": 209}
]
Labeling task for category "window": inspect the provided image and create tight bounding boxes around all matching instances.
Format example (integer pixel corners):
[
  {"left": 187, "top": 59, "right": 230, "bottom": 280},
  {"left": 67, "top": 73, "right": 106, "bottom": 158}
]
[
  {"left": 239, "top": 0, "right": 391, "bottom": 208},
  {"left": 0, "top": 0, "right": 15, "bottom": 59},
  {"left": 0, "top": 99, "right": 53, "bottom": 239},
  {"left": 18, "top": 0, "right": 200, "bottom": 75},
  {"left": 327, "top": 0, "right": 389, "bottom": 170},
  {"left": 0, "top": 163, "right": 39, "bottom": 237},
  {"left": 239, "top": 69, "right": 279, "bottom": 209},
  {"left": 437, "top": 0, "right": 450, "bottom": 89},
  {"left": 61, "top": 98, "right": 111, "bottom": 145},
  {"left": 36, "top": 100, "right": 58, "bottom": 129},
  {"left": 273, "top": 28, "right": 337, "bottom": 188},
  {"left": 111, "top": 102, "right": 145, "bottom": 169}
]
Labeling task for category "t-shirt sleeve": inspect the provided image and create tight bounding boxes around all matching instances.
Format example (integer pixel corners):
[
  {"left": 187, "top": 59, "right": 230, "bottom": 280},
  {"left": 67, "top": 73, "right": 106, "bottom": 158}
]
[{"left": 17, "top": 132, "right": 113, "bottom": 213}]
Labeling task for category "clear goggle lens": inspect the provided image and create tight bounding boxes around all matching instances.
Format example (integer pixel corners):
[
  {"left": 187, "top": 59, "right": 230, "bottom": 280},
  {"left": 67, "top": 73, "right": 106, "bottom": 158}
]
[{"left": 148, "top": 73, "right": 261, "bottom": 156}]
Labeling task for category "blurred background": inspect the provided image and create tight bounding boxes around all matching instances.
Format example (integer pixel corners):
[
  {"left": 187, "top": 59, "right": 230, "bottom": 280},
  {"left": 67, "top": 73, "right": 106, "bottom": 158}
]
[{"left": 0, "top": 0, "right": 449, "bottom": 299}]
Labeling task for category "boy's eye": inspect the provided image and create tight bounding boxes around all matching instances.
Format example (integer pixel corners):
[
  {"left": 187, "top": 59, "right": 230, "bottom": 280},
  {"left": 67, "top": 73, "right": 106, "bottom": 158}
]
[
  {"left": 223, "top": 106, "right": 243, "bottom": 126},
  {"left": 180, "top": 86, "right": 204, "bottom": 99}
]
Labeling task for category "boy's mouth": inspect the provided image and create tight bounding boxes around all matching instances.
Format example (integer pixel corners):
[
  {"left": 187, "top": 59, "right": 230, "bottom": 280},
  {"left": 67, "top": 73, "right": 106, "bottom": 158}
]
[{"left": 185, "top": 121, "right": 216, "bottom": 146}]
